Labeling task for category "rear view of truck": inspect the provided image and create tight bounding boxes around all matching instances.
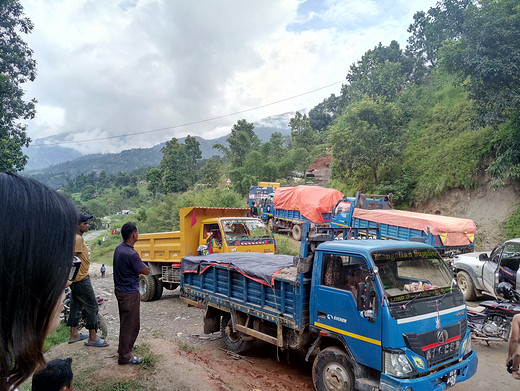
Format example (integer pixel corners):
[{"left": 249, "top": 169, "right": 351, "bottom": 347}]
[{"left": 264, "top": 185, "right": 343, "bottom": 241}]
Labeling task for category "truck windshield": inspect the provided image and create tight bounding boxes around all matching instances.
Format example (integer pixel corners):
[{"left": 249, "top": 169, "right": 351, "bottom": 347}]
[
  {"left": 222, "top": 219, "right": 271, "bottom": 240},
  {"left": 372, "top": 248, "right": 455, "bottom": 303}
]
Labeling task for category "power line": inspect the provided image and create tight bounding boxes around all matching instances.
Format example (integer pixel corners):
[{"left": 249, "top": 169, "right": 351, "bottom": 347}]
[{"left": 31, "top": 80, "right": 344, "bottom": 146}]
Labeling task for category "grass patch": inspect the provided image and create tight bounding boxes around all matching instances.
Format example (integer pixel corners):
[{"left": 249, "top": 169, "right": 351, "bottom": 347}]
[
  {"left": 178, "top": 341, "right": 197, "bottom": 353},
  {"left": 506, "top": 205, "right": 520, "bottom": 239},
  {"left": 274, "top": 234, "right": 300, "bottom": 256},
  {"left": 43, "top": 322, "right": 69, "bottom": 352},
  {"left": 134, "top": 343, "right": 159, "bottom": 371},
  {"left": 88, "top": 232, "right": 121, "bottom": 267}
]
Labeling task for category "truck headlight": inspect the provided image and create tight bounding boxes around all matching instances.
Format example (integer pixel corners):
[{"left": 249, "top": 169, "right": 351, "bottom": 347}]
[
  {"left": 462, "top": 335, "right": 472, "bottom": 355},
  {"left": 383, "top": 350, "right": 418, "bottom": 378}
]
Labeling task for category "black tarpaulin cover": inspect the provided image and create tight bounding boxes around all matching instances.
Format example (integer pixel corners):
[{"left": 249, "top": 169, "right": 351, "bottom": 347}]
[{"left": 181, "top": 252, "right": 295, "bottom": 286}]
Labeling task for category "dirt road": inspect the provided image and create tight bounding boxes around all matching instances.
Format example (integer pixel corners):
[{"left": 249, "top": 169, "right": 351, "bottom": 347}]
[{"left": 41, "top": 269, "right": 520, "bottom": 390}]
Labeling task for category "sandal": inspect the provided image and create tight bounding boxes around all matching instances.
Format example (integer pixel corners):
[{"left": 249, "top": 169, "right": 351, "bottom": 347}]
[
  {"left": 85, "top": 338, "right": 110, "bottom": 347},
  {"left": 119, "top": 356, "right": 143, "bottom": 365},
  {"left": 68, "top": 333, "right": 88, "bottom": 344}
]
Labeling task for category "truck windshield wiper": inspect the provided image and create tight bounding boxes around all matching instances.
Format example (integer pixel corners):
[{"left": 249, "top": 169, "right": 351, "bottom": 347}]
[{"left": 401, "top": 292, "right": 425, "bottom": 310}]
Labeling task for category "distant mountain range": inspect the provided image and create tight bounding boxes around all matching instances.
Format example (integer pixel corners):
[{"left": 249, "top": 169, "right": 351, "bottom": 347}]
[{"left": 22, "top": 112, "right": 296, "bottom": 188}]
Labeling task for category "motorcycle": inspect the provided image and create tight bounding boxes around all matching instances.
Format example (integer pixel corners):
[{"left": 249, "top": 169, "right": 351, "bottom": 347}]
[
  {"left": 467, "top": 282, "right": 520, "bottom": 342},
  {"left": 61, "top": 287, "right": 109, "bottom": 339}
]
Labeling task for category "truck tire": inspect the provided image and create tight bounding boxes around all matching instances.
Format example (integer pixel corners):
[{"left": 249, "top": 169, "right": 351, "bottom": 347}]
[
  {"left": 312, "top": 346, "right": 354, "bottom": 391},
  {"left": 292, "top": 224, "right": 302, "bottom": 241},
  {"left": 139, "top": 274, "right": 157, "bottom": 302},
  {"left": 269, "top": 218, "right": 277, "bottom": 233},
  {"left": 457, "top": 270, "right": 477, "bottom": 301},
  {"left": 153, "top": 276, "right": 163, "bottom": 300},
  {"left": 220, "top": 313, "right": 252, "bottom": 354}
]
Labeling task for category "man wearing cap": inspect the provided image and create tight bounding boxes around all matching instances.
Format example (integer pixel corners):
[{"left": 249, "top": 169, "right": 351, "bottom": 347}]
[{"left": 66, "top": 214, "right": 109, "bottom": 347}]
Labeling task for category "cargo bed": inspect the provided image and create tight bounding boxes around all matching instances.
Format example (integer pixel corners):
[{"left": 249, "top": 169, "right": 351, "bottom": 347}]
[{"left": 181, "top": 253, "right": 311, "bottom": 330}]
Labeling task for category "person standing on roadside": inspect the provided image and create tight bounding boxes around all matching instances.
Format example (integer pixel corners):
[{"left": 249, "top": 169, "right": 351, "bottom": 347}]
[
  {"left": 113, "top": 222, "right": 150, "bottom": 365},
  {"left": 250, "top": 201, "right": 258, "bottom": 218},
  {"left": 507, "top": 313, "right": 520, "bottom": 380},
  {"left": 67, "top": 214, "right": 110, "bottom": 347}
]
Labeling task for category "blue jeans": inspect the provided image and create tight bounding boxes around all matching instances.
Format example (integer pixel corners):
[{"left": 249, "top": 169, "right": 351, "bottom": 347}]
[{"left": 66, "top": 275, "right": 98, "bottom": 331}]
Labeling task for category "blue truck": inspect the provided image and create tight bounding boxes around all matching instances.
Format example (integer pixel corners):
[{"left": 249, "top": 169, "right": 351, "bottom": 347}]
[
  {"left": 180, "top": 228, "right": 477, "bottom": 390},
  {"left": 328, "top": 193, "right": 476, "bottom": 256},
  {"left": 260, "top": 185, "right": 343, "bottom": 241}
]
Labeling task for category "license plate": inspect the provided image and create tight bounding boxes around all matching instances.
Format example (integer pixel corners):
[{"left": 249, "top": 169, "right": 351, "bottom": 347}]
[{"left": 445, "top": 370, "right": 457, "bottom": 388}]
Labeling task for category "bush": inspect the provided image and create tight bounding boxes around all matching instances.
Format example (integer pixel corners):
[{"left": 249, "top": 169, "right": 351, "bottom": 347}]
[
  {"left": 274, "top": 234, "right": 300, "bottom": 256},
  {"left": 506, "top": 205, "right": 520, "bottom": 238}
]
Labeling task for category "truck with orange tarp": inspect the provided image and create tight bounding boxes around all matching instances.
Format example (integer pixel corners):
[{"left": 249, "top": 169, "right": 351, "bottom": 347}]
[
  {"left": 134, "top": 207, "right": 275, "bottom": 301},
  {"left": 330, "top": 192, "right": 476, "bottom": 256},
  {"left": 260, "top": 185, "right": 344, "bottom": 241}
]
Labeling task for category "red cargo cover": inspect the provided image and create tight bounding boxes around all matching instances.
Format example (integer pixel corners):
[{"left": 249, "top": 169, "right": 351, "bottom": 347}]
[
  {"left": 353, "top": 209, "right": 477, "bottom": 246},
  {"left": 274, "top": 186, "right": 344, "bottom": 224}
]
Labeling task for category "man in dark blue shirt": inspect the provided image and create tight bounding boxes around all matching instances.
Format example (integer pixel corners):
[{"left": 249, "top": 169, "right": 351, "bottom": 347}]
[{"left": 113, "top": 222, "right": 149, "bottom": 365}]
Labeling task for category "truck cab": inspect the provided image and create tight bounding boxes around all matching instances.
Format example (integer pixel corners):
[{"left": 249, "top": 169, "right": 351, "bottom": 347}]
[
  {"left": 199, "top": 217, "right": 275, "bottom": 254},
  {"left": 310, "top": 240, "right": 476, "bottom": 389},
  {"left": 330, "top": 192, "right": 393, "bottom": 229}
]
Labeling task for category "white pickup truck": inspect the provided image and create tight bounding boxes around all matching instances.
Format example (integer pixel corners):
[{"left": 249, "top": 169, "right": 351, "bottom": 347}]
[{"left": 452, "top": 237, "right": 520, "bottom": 300}]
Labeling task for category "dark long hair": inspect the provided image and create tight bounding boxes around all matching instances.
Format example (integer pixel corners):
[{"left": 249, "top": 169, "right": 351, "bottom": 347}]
[{"left": 0, "top": 173, "right": 78, "bottom": 390}]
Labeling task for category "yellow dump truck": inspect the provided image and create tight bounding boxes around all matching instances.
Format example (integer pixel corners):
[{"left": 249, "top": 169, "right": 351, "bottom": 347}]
[{"left": 134, "top": 207, "right": 276, "bottom": 301}]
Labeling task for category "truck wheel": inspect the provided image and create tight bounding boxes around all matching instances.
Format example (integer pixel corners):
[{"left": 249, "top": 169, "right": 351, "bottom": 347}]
[
  {"left": 269, "top": 218, "right": 277, "bottom": 233},
  {"left": 292, "top": 224, "right": 302, "bottom": 241},
  {"left": 312, "top": 346, "right": 354, "bottom": 391},
  {"left": 153, "top": 276, "right": 163, "bottom": 300},
  {"left": 457, "top": 270, "right": 477, "bottom": 301},
  {"left": 139, "top": 274, "right": 157, "bottom": 302},
  {"left": 220, "top": 313, "right": 252, "bottom": 354}
]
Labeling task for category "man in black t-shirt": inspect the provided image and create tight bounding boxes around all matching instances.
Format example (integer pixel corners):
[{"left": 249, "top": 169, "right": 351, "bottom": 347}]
[{"left": 113, "top": 222, "right": 149, "bottom": 365}]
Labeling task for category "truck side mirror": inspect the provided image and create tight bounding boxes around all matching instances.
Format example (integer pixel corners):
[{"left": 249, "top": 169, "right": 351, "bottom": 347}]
[
  {"left": 479, "top": 253, "right": 490, "bottom": 262},
  {"left": 357, "top": 281, "right": 377, "bottom": 321},
  {"left": 357, "top": 282, "right": 372, "bottom": 311}
]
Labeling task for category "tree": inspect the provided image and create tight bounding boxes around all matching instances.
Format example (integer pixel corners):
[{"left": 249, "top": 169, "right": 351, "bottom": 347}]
[
  {"left": 406, "top": 0, "right": 471, "bottom": 79},
  {"left": 0, "top": 0, "right": 37, "bottom": 171},
  {"left": 160, "top": 138, "right": 189, "bottom": 193},
  {"left": 199, "top": 156, "right": 224, "bottom": 187},
  {"left": 81, "top": 184, "right": 96, "bottom": 201},
  {"left": 308, "top": 94, "right": 339, "bottom": 132},
  {"left": 440, "top": 0, "right": 520, "bottom": 126},
  {"left": 289, "top": 111, "right": 318, "bottom": 152},
  {"left": 145, "top": 168, "right": 162, "bottom": 199},
  {"left": 214, "top": 119, "right": 260, "bottom": 168},
  {"left": 330, "top": 97, "right": 402, "bottom": 186},
  {"left": 184, "top": 135, "right": 202, "bottom": 186},
  {"left": 341, "top": 41, "right": 410, "bottom": 103}
]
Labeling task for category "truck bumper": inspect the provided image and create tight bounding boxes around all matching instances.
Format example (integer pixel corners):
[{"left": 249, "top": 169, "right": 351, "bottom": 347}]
[{"left": 379, "top": 350, "right": 478, "bottom": 391}]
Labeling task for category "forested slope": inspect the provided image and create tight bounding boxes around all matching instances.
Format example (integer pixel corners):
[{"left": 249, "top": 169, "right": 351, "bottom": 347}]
[{"left": 58, "top": 0, "right": 520, "bottom": 244}]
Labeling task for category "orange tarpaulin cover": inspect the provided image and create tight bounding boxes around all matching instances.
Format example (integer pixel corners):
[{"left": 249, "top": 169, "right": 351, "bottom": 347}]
[
  {"left": 353, "top": 209, "right": 477, "bottom": 246},
  {"left": 273, "top": 186, "right": 344, "bottom": 224}
]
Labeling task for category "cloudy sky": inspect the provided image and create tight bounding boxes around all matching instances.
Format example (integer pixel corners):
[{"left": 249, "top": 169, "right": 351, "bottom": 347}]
[{"left": 21, "top": 0, "right": 437, "bottom": 154}]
